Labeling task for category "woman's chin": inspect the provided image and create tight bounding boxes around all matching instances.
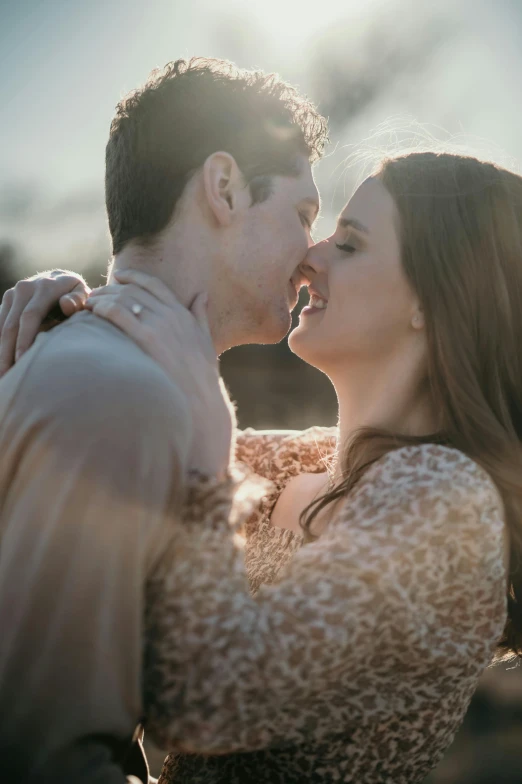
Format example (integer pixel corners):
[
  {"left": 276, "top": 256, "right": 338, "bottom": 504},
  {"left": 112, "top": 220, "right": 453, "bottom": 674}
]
[{"left": 288, "top": 323, "right": 324, "bottom": 366}]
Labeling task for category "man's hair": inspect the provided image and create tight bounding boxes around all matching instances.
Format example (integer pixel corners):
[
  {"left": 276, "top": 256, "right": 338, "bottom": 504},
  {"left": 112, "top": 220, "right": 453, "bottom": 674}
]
[{"left": 105, "top": 57, "right": 328, "bottom": 255}]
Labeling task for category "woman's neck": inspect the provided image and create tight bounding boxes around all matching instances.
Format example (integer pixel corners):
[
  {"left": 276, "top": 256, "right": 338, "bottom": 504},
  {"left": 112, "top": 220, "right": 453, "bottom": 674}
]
[{"left": 330, "top": 352, "right": 437, "bottom": 480}]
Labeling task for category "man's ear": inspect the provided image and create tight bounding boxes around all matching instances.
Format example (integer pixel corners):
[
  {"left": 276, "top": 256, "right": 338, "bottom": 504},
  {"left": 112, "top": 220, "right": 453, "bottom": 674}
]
[{"left": 202, "top": 152, "right": 247, "bottom": 227}]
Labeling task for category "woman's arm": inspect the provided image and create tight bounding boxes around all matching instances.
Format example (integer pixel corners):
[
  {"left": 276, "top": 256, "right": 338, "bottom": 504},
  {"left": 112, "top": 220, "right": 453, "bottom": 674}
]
[
  {"left": 143, "top": 444, "right": 508, "bottom": 754},
  {"left": 71, "top": 273, "right": 507, "bottom": 753},
  {"left": 235, "top": 426, "right": 337, "bottom": 478}
]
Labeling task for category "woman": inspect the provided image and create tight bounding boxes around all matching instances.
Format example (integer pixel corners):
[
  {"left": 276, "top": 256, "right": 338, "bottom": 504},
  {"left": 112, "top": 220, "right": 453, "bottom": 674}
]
[{"left": 2, "top": 151, "right": 518, "bottom": 783}]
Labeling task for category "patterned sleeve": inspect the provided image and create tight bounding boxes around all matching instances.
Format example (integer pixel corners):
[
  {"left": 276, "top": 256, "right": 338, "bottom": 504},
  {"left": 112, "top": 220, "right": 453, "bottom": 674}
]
[
  {"left": 234, "top": 428, "right": 302, "bottom": 474},
  {"left": 235, "top": 426, "right": 337, "bottom": 477},
  {"left": 143, "top": 444, "right": 507, "bottom": 754}
]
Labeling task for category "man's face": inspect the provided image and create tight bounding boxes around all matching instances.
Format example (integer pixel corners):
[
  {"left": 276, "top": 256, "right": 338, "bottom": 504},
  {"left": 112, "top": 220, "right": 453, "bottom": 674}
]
[{"left": 219, "top": 157, "right": 319, "bottom": 346}]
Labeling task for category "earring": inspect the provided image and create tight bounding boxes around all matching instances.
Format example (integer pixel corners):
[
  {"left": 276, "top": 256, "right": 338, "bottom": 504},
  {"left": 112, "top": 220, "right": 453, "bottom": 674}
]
[{"left": 412, "top": 313, "right": 423, "bottom": 329}]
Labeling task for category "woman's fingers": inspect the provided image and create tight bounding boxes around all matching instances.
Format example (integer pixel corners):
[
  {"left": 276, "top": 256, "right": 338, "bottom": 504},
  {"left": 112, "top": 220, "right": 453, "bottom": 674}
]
[
  {"left": 88, "top": 283, "right": 231, "bottom": 477},
  {"left": 114, "top": 269, "right": 183, "bottom": 309},
  {"left": 59, "top": 281, "right": 91, "bottom": 316},
  {"left": 0, "top": 288, "right": 14, "bottom": 341},
  {"left": 189, "top": 292, "right": 216, "bottom": 360},
  {"left": 88, "top": 284, "right": 123, "bottom": 297},
  {"left": 87, "top": 297, "right": 146, "bottom": 344},
  {"left": 87, "top": 296, "right": 169, "bottom": 364},
  {"left": 87, "top": 283, "right": 170, "bottom": 318},
  {"left": 0, "top": 273, "right": 91, "bottom": 374},
  {"left": 0, "top": 281, "right": 35, "bottom": 375},
  {"left": 190, "top": 292, "right": 210, "bottom": 333},
  {"left": 87, "top": 289, "right": 208, "bottom": 367},
  {"left": 15, "top": 279, "right": 88, "bottom": 360},
  {"left": 89, "top": 281, "right": 215, "bottom": 364}
]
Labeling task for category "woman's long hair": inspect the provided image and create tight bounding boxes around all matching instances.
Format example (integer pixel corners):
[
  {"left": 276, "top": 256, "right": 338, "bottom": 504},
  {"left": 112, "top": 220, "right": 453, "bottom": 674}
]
[{"left": 301, "top": 151, "right": 522, "bottom": 659}]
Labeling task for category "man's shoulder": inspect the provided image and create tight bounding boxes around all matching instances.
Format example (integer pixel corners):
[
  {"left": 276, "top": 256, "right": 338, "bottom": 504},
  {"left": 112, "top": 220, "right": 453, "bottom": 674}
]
[
  {"left": 12, "top": 312, "right": 191, "bottom": 433},
  {"left": 41, "top": 313, "right": 182, "bottom": 388}
]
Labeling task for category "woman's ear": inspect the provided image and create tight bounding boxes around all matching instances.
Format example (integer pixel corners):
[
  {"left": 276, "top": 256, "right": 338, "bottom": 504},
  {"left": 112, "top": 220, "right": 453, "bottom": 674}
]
[
  {"left": 202, "top": 152, "right": 246, "bottom": 227},
  {"left": 411, "top": 308, "right": 425, "bottom": 330}
]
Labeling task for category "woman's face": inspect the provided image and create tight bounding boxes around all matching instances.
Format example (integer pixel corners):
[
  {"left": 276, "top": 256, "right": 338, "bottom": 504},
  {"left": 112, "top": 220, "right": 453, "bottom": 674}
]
[{"left": 289, "top": 176, "right": 425, "bottom": 373}]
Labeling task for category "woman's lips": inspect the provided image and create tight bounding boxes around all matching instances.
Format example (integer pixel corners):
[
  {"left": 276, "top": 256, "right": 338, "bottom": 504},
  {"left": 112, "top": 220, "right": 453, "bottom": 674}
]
[
  {"left": 301, "top": 290, "right": 328, "bottom": 316},
  {"left": 301, "top": 304, "right": 327, "bottom": 316}
]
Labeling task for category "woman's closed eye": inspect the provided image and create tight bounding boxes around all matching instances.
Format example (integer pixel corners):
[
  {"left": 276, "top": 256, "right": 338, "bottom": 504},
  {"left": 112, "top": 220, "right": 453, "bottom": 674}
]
[{"left": 335, "top": 242, "right": 357, "bottom": 254}]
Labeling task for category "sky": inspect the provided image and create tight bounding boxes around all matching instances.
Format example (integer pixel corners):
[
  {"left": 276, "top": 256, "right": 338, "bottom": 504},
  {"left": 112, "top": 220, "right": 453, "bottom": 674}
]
[{"left": 1, "top": 0, "right": 522, "bottom": 271}]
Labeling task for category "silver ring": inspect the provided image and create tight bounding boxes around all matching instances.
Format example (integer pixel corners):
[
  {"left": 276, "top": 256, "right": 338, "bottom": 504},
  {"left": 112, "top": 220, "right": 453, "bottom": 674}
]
[{"left": 131, "top": 303, "right": 143, "bottom": 317}]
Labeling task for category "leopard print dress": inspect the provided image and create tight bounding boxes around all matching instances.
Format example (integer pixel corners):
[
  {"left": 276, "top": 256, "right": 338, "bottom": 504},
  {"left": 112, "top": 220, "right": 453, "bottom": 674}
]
[{"left": 145, "top": 427, "right": 508, "bottom": 784}]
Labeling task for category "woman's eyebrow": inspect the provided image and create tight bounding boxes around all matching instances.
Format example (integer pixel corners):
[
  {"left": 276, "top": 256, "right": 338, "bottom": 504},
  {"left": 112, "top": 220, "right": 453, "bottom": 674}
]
[{"left": 337, "top": 217, "right": 369, "bottom": 234}]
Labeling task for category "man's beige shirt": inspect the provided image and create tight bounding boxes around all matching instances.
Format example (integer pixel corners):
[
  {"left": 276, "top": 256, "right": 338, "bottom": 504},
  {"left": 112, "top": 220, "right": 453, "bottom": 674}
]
[{"left": 0, "top": 312, "right": 191, "bottom": 783}]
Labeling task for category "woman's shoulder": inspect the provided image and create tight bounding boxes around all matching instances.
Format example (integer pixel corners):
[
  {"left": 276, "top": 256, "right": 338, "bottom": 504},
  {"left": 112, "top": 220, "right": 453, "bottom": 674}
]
[
  {"left": 340, "top": 443, "right": 506, "bottom": 549},
  {"left": 235, "top": 426, "right": 338, "bottom": 481},
  {"left": 326, "top": 444, "right": 508, "bottom": 671},
  {"left": 362, "top": 443, "right": 501, "bottom": 503}
]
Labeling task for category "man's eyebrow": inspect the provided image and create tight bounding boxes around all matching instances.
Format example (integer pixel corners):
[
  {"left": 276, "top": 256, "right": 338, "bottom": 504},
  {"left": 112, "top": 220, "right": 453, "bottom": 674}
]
[{"left": 337, "top": 217, "right": 369, "bottom": 233}]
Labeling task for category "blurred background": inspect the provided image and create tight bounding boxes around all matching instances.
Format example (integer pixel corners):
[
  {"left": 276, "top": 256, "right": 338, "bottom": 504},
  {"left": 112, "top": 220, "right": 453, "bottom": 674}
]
[{"left": 2, "top": 0, "right": 522, "bottom": 779}]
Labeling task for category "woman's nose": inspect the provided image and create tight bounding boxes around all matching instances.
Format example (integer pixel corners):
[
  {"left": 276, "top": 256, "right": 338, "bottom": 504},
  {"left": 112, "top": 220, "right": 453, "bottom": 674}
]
[{"left": 299, "top": 238, "right": 329, "bottom": 279}]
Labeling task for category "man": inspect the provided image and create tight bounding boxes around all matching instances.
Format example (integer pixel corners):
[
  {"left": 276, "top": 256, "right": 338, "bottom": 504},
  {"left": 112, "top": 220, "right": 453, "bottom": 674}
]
[{"left": 0, "top": 58, "right": 325, "bottom": 782}]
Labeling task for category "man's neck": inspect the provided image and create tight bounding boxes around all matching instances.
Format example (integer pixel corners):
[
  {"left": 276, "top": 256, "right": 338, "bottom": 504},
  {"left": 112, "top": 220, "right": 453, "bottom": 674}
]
[
  {"left": 108, "top": 245, "right": 190, "bottom": 304},
  {"left": 108, "top": 243, "right": 233, "bottom": 354}
]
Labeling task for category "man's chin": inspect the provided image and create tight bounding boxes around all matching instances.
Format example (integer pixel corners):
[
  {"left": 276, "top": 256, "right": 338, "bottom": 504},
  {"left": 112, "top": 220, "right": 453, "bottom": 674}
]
[
  {"left": 266, "top": 322, "right": 292, "bottom": 344},
  {"left": 239, "top": 297, "right": 293, "bottom": 345},
  {"left": 260, "top": 309, "right": 292, "bottom": 344},
  {"left": 287, "top": 288, "right": 300, "bottom": 314}
]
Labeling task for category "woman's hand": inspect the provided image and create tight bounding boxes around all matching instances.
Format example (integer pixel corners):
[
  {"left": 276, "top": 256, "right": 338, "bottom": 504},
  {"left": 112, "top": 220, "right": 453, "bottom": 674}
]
[
  {"left": 0, "top": 270, "right": 90, "bottom": 376},
  {"left": 85, "top": 269, "right": 235, "bottom": 479}
]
